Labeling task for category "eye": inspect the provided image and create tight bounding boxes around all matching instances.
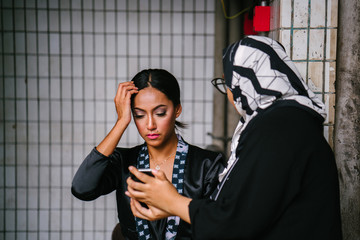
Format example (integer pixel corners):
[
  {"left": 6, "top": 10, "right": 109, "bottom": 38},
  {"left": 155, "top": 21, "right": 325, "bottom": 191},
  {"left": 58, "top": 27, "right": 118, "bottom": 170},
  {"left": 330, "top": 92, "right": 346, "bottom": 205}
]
[
  {"left": 133, "top": 110, "right": 145, "bottom": 119},
  {"left": 133, "top": 114, "right": 144, "bottom": 119},
  {"left": 156, "top": 111, "right": 166, "bottom": 117}
]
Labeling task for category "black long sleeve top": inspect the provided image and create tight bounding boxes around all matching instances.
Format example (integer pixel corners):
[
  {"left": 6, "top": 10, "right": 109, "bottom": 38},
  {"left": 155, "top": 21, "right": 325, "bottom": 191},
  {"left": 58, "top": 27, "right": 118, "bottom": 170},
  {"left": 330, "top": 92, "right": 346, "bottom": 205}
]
[
  {"left": 189, "top": 105, "right": 342, "bottom": 240},
  {"left": 72, "top": 143, "right": 224, "bottom": 239}
]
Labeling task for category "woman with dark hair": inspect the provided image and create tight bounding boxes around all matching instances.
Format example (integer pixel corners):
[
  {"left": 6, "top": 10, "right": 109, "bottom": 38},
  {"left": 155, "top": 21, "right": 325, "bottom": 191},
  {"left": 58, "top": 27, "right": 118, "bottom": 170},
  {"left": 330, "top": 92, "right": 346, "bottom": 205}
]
[
  {"left": 71, "top": 69, "right": 224, "bottom": 239},
  {"left": 127, "top": 37, "right": 342, "bottom": 239}
]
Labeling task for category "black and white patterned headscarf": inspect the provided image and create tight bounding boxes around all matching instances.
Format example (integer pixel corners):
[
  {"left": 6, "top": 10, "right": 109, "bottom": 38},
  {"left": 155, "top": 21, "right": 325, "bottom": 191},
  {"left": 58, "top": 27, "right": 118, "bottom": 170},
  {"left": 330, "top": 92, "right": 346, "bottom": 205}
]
[{"left": 218, "top": 35, "right": 326, "bottom": 182}]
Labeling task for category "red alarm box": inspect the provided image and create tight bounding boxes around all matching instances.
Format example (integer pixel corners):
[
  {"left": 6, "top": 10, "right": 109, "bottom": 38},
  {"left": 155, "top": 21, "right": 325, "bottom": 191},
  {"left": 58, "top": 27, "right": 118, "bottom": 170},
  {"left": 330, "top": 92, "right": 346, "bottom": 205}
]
[
  {"left": 253, "top": 6, "right": 270, "bottom": 32},
  {"left": 244, "top": 12, "right": 257, "bottom": 35}
]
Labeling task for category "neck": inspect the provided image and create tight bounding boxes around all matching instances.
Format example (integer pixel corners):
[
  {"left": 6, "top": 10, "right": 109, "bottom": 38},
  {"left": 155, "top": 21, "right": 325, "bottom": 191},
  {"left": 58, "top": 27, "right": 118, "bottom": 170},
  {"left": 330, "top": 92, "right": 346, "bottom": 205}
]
[{"left": 147, "top": 133, "right": 178, "bottom": 160}]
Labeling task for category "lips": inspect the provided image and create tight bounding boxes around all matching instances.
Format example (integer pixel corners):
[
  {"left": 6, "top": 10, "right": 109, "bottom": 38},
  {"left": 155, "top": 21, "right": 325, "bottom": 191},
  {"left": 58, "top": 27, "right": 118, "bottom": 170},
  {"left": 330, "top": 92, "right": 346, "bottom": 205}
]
[{"left": 147, "top": 134, "right": 160, "bottom": 140}]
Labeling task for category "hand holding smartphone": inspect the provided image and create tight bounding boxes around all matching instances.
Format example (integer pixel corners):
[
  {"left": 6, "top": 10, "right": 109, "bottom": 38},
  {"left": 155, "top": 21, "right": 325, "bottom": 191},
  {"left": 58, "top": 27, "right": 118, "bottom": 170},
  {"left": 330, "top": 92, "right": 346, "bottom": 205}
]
[{"left": 129, "top": 168, "right": 154, "bottom": 208}]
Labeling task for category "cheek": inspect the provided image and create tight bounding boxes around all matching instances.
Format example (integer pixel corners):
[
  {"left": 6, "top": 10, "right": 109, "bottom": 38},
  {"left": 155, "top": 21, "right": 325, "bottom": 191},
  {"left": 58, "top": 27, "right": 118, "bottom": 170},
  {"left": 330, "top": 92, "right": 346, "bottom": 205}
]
[
  {"left": 158, "top": 115, "right": 175, "bottom": 130},
  {"left": 134, "top": 119, "right": 146, "bottom": 135},
  {"left": 157, "top": 112, "right": 178, "bottom": 132}
]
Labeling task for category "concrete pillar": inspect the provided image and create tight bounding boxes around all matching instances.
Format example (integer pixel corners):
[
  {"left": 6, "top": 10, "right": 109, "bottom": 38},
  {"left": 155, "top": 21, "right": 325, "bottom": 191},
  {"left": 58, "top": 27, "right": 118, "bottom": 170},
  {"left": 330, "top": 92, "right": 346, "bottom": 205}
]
[{"left": 334, "top": 0, "right": 360, "bottom": 239}]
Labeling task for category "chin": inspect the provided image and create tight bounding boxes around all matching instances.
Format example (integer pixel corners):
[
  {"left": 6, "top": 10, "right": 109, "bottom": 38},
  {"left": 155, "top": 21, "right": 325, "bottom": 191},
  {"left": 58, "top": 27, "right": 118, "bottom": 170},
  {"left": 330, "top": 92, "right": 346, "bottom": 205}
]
[{"left": 145, "top": 138, "right": 163, "bottom": 147}]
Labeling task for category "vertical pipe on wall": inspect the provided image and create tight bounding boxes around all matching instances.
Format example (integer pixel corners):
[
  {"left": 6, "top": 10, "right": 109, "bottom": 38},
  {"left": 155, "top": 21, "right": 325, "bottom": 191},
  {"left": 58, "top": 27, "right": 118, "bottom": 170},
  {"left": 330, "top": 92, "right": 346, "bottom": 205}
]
[
  {"left": 334, "top": 0, "right": 360, "bottom": 239},
  {"left": 213, "top": 0, "right": 245, "bottom": 157},
  {"left": 213, "top": 0, "right": 228, "bottom": 155}
]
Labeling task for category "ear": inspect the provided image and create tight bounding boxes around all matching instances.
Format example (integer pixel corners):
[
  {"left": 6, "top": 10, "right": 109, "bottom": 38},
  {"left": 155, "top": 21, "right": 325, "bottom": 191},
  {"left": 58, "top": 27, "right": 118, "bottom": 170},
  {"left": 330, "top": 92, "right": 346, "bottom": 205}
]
[{"left": 175, "top": 104, "right": 182, "bottom": 118}]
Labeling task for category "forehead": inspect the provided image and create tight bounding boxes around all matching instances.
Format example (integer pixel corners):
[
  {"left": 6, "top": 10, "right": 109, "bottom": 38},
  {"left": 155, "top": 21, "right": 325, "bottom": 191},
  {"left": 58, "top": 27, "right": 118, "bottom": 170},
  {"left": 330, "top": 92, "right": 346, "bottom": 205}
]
[{"left": 133, "top": 87, "right": 172, "bottom": 109}]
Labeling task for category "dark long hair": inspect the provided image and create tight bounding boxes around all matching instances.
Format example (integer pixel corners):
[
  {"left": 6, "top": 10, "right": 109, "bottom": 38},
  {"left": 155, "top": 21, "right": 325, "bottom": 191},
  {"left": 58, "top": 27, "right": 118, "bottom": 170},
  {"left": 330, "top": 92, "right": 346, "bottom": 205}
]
[{"left": 130, "top": 69, "right": 186, "bottom": 129}]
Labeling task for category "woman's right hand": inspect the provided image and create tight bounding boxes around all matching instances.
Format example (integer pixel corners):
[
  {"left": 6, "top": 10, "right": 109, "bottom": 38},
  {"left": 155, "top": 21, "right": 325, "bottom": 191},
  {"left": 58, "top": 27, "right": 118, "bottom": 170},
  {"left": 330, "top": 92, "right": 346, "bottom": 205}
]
[
  {"left": 114, "top": 81, "right": 138, "bottom": 125},
  {"left": 126, "top": 167, "right": 192, "bottom": 223}
]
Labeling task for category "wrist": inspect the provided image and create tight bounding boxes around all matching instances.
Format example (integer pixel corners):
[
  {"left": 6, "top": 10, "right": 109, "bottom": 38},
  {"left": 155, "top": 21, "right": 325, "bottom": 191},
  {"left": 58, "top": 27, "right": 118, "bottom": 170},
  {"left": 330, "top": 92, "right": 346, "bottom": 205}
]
[
  {"left": 115, "top": 117, "right": 130, "bottom": 130},
  {"left": 168, "top": 195, "right": 191, "bottom": 223},
  {"left": 96, "top": 117, "right": 128, "bottom": 156}
]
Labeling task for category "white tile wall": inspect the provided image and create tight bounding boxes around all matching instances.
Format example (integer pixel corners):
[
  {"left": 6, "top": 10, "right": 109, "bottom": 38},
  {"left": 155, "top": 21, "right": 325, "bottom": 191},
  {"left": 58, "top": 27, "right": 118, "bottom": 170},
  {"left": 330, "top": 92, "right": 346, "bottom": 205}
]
[
  {"left": 272, "top": 0, "right": 338, "bottom": 147},
  {"left": 310, "top": 0, "right": 326, "bottom": 27},
  {"left": 324, "top": 62, "right": 336, "bottom": 92},
  {"left": 293, "top": 0, "right": 309, "bottom": 27},
  {"left": 184, "top": 13, "right": 194, "bottom": 34},
  {"left": 292, "top": 29, "right": 308, "bottom": 60},
  {"left": 308, "top": 61, "right": 324, "bottom": 91},
  {"left": 309, "top": 29, "right": 325, "bottom": 60},
  {"left": 0, "top": 204, "right": 3, "bottom": 230},
  {"left": 326, "top": 29, "right": 337, "bottom": 60},
  {"left": 16, "top": 101, "right": 27, "bottom": 122},
  {"left": 1, "top": 0, "right": 216, "bottom": 239},
  {"left": 39, "top": 210, "right": 49, "bottom": 232},
  {"left": 27, "top": 33, "right": 37, "bottom": 54}
]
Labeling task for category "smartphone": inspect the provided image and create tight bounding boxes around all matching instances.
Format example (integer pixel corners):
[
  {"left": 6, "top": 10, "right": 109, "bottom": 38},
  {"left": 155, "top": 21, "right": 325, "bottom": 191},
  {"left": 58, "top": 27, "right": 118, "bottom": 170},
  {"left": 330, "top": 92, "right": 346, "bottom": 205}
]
[{"left": 130, "top": 168, "right": 154, "bottom": 183}]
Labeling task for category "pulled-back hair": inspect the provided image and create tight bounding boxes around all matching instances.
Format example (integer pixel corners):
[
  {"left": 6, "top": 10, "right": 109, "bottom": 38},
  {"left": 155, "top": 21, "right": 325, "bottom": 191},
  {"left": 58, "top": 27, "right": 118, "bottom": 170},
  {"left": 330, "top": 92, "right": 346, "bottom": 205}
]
[{"left": 130, "top": 69, "right": 186, "bottom": 129}]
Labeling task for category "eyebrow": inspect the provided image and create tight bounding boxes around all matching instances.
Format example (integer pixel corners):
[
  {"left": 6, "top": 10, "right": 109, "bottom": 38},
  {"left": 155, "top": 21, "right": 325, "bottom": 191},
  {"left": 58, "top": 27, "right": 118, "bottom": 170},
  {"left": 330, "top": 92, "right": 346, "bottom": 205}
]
[{"left": 133, "top": 104, "right": 168, "bottom": 112}]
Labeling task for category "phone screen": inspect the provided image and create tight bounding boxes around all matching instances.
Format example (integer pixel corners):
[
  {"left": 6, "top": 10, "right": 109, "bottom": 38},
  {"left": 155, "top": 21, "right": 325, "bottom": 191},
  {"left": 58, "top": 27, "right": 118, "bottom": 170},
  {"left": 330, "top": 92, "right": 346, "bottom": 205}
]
[{"left": 130, "top": 168, "right": 154, "bottom": 182}]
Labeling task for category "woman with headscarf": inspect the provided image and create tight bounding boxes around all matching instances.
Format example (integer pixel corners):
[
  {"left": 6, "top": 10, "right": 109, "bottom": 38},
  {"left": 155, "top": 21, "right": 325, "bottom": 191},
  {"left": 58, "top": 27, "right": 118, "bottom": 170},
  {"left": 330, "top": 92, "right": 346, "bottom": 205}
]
[{"left": 126, "top": 36, "right": 342, "bottom": 239}]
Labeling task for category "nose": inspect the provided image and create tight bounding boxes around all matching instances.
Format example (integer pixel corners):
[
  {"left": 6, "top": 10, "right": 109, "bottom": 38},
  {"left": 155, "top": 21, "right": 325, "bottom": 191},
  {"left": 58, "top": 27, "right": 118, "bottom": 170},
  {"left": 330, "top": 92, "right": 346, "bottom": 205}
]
[{"left": 147, "top": 115, "right": 156, "bottom": 130}]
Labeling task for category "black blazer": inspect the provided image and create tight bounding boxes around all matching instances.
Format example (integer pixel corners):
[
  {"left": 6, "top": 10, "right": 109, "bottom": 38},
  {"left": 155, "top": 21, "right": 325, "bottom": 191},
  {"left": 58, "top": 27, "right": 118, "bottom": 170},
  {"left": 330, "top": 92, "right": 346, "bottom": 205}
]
[{"left": 72, "top": 144, "right": 224, "bottom": 240}]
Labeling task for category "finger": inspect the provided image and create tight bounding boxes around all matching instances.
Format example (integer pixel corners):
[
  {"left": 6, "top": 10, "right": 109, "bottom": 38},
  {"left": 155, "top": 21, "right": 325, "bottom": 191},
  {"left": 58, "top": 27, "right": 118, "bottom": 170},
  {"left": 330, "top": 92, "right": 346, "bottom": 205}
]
[
  {"left": 130, "top": 198, "right": 144, "bottom": 218},
  {"left": 126, "top": 178, "right": 147, "bottom": 200},
  {"left": 152, "top": 169, "right": 168, "bottom": 181},
  {"left": 130, "top": 198, "right": 150, "bottom": 220},
  {"left": 126, "top": 177, "right": 141, "bottom": 192},
  {"left": 116, "top": 82, "right": 132, "bottom": 96},
  {"left": 123, "top": 82, "right": 138, "bottom": 96},
  {"left": 115, "top": 82, "right": 138, "bottom": 99},
  {"left": 126, "top": 177, "right": 143, "bottom": 193}
]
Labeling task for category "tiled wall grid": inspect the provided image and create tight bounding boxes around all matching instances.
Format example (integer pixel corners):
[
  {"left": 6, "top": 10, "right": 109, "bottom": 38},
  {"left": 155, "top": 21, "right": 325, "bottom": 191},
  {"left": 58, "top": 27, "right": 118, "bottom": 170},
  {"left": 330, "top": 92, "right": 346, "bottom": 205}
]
[
  {"left": 1, "top": 0, "right": 216, "bottom": 239},
  {"left": 271, "top": 0, "right": 338, "bottom": 147}
]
